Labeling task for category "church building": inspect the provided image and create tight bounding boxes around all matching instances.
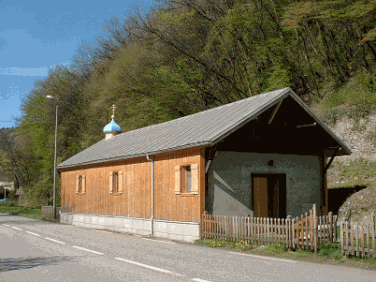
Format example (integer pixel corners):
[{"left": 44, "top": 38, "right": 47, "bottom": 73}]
[{"left": 58, "top": 88, "right": 351, "bottom": 242}]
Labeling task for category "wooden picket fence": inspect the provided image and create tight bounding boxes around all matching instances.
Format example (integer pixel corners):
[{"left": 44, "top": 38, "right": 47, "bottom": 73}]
[
  {"left": 340, "top": 211, "right": 376, "bottom": 258},
  {"left": 202, "top": 213, "right": 291, "bottom": 247},
  {"left": 317, "top": 212, "right": 338, "bottom": 244},
  {"left": 202, "top": 204, "right": 338, "bottom": 253}
]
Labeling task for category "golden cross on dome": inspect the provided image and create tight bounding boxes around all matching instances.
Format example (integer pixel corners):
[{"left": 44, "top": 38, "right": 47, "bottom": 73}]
[{"left": 111, "top": 104, "right": 116, "bottom": 118}]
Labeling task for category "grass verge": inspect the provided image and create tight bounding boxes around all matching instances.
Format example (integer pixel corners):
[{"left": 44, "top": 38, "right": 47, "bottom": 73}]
[
  {"left": 195, "top": 239, "right": 376, "bottom": 270},
  {"left": 328, "top": 159, "right": 376, "bottom": 188},
  {"left": 0, "top": 205, "right": 46, "bottom": 221}
]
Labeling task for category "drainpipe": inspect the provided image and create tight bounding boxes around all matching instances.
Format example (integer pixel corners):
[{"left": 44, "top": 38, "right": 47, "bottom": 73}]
[{"left": 146, "top": 154, "right": 154, "bottom": 236}]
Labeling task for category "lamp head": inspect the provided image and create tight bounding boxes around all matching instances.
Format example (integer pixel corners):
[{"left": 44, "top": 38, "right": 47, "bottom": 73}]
[{"left": 46, "top": 95, "right": 55, "bottom": 99}]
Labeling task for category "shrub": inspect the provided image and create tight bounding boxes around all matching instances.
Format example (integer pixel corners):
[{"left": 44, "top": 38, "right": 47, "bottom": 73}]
[
  {"left": 2, "top": 200, "right": 17, "bottom": 207},
  {"left": 9, "top": 210, "right": 20, "bottom": 215}
]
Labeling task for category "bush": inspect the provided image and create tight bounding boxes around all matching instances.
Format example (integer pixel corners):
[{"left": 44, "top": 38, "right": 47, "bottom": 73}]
[
  {"left": 9, "top": 210, "right": 20, "bottom": 215},
  {"left": 2, "top": 200, "right": 17, "bottom": 207}
]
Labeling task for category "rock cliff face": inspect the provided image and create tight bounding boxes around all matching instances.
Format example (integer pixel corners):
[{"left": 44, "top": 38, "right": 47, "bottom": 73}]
[
  {"left": 326, "top": 114, "right": 376, "bottom": 224},
  {"left": 328, "top": 115, "right": 376, "bottom": 164}
]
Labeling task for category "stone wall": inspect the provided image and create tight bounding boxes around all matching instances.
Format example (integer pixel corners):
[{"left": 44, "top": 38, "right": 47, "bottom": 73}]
[
  {"left": 207, "top": 152, "right": 321, "bottom": 218},
  {"left": 328, "top": 114, "right": 376, "bottom": 164}
]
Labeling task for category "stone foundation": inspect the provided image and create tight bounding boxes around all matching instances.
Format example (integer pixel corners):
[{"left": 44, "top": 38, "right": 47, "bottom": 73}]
[
  {"left": 60, "top": 212, "right": 200, "bottom": 243},
  {"left": 41, "top": 206, "right": 61, "bottom": 220}
]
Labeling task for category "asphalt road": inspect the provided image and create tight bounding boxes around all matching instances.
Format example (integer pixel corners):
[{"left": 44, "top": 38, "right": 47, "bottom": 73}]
[{"left": 1, "top": 214, "right": 376, "bottom": 282}]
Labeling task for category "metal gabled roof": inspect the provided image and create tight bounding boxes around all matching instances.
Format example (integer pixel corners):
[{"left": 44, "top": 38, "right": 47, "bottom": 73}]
[{"left": 57, "top": 87, "right": 351, "bottom": 169}]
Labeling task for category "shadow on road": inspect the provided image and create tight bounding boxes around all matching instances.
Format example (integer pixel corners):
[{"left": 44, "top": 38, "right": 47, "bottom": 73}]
[{"left": 0, "top": 256, "right": 76, "bottom": 272}]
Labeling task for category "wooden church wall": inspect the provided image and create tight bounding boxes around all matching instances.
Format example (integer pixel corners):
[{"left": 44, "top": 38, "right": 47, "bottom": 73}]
[
  {"left": 60, "top": 146, "right": 205, "bottom": 223},
  {"left": 153, "top": 147, "right": 205, "bottom": 223}
]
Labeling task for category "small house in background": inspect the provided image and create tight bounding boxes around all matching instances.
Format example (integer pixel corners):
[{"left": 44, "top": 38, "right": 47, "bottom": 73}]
[
  {"left": 0, "top": 182, "right": 14, "bottom": 190},
  {"left": 0, "top": 181, "right": 15, "bottom": 199},
  {"left": 57, "top": 88, "right": 351, "bottom": 242}
]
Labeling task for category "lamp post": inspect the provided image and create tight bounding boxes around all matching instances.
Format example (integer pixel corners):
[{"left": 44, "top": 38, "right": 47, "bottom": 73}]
[{"left": 46, "top": 95, "right": 58, "bottom": 219}]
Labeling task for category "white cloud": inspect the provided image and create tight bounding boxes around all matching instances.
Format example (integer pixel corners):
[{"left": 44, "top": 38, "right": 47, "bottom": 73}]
[{"left": 0, "top": 67, "right": 48, "bottom": 77}]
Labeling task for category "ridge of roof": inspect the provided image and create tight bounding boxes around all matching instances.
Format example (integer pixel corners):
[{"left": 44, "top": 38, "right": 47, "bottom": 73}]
[{"left": 113, "top": 87, "right": 291, "bottom": 138}]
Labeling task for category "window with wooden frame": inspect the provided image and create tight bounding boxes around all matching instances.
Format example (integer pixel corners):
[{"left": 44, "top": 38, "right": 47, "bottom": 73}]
[
  {"left": 76, "top": 175, "right": 86, "bottom": 194},
  {"left": 109, "top": 171, "right": 124, "bottom": 194},
  {"left": 174, "top": 164, "right": 198, "bottom": 195}
]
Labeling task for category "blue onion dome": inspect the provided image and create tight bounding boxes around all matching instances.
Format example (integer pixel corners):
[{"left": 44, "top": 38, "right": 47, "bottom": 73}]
[{"left": 103, "top": 115, "right": 122, "bottom": 133}]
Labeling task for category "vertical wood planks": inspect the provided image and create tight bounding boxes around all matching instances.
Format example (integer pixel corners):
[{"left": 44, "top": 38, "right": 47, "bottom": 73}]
[{"left": 60, "top": 147, "right": 203, "bottom": 222}]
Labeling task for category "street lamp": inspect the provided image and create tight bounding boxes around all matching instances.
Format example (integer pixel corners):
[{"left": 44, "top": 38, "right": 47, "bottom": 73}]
[{"left": 46, "top": 95, "right": 58, "bottom": 220}]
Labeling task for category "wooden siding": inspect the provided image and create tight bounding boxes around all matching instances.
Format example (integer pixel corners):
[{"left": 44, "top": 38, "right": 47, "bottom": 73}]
[{"left": 60, "top": 147, "right": 205, "bottom": 223}]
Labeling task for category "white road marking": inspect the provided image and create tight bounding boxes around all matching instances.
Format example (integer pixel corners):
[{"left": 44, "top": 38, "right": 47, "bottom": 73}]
[
  {"left": 229, "top": 252, "right": 296, "bottom": 263},
  {"left": 192, "top": 279, "right": 212, "bottom": 282},
  {"left": 142, "top": 238, "right": 176, "bottom": 245},
  {"left": 72, "top": 246, "right": 104, "bottom": 255},
  {"left": 115, "top": 257, "right": 174, "bottom": 275},
  {"left": 3, "top": 224, "right": 11, "bottom": 227},
  {"left": 26, "top": 231, "right": 41, "bottom": 237},
  {"left": 11, "top": 226, "right": 22, "bottom": 231},
  {"left": 45, "top": 237, "right": 66, "bottom": 245}
]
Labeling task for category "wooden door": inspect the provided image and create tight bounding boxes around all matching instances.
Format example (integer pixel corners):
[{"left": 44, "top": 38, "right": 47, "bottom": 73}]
[
  {"left": 269, "top": 176, "right": 280, "bottom": 218},
  {"left": 253, "top": 177, "right": 268, "bottom": 217},
  {"left": 252, "top": 174, "right": 286, "bottom": 218}
]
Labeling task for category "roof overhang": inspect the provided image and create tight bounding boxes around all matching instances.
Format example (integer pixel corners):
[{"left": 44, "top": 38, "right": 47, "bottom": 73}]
[
  {"left": 57, "top": 142, "right": 211, "bottom": 170},
  {"left": 210, "top": 88, "right": 352, "bottom": 157}
]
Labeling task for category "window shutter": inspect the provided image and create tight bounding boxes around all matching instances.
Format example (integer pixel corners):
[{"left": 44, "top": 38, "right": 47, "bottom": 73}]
[
  {"left": 109, "top": 172, "right": 113, "bottom": 193},
  {"left": 119, "top": 171, "right": 124, "bottom": 193},
  {"left": 174, "top": 166, "right": 181, "bottom": 194},
  {"left": 76, "top": 175, "right": 80, "bottom": 194},
  {"left": 82, "top": 175, "right": 86, "bottom": 194},
  {"left": 191, "top": 164, "right": 199, "bottom": 193}
]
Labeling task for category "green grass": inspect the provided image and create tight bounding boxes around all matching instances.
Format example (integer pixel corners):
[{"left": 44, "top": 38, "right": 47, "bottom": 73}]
[
  {"left": 328, "top": 159, "right": 376, "bottom": 188},
  {"left": 195, "top": 239, "right": 376, "bottom": 269},
  {"left": 0, "top": 205, "right": 44, "bottom": 220},
  {"left": 195, "top": 238, "right": 256, "bottom": 251},
  {"left": 317, "top": 242, "right": 343, "bottom": 261}
]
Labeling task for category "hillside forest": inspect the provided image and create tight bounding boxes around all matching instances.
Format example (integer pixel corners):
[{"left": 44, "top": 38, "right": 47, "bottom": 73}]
[{"left": 1, "top": 0, "right": 376, "bottom": 205}]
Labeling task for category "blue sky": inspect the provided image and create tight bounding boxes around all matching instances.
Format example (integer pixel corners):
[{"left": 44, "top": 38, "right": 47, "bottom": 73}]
[{"left": 0, "top": 0, "right": 154, "bottom": 129}]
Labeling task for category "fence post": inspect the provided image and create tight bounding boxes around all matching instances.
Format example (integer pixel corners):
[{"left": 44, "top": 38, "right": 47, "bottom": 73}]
[
  {"left": 340, "top": 221, "right": 344, "bottom": 256},
  {"left": 329, "top": 211, "right": 333, "bottom": 242},
  {"left": 361, "top": 225, "right": 365, "bottom": 257},
  {"left": 356, "top": 223, "right": 359, "bottom": 256},
  {"left": 202, "top": 211, "right": 206, "bottom": 239},
  {"left": 287, "top": 215, "right": 292, "bottom": 250},
  {"left": 350, "top": 221, "right": 354, "bottom": 256},
  {"left": 334, "top": 215, "right": 338, "bottom": 243},
  {"left": 313, "top": 204, "right": 318, "bottom": 253},
  {"left": 372, "top": 219, "right": 376, "bottom": 258}
]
